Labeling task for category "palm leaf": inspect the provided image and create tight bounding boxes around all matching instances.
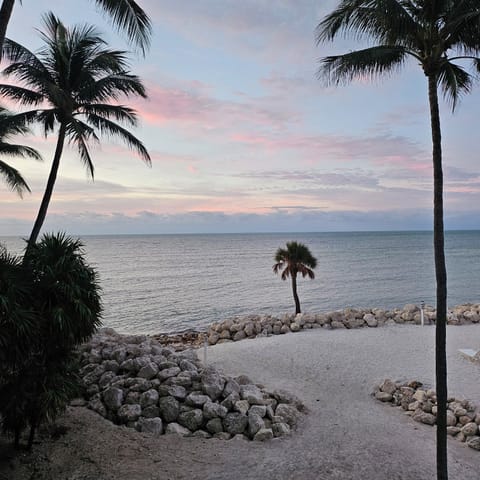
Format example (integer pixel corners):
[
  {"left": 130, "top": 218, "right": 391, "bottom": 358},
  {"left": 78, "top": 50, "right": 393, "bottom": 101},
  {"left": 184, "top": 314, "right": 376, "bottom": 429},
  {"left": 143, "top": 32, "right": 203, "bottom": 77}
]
[
  {"left": 318, "top": 45, "right": 408, "bottom": 85},
  {"left": 438, "top": 61, "right": 473, "bottom": 111},
  {"left": 0, "top": 160, "right": 30, "bottom": 196}
]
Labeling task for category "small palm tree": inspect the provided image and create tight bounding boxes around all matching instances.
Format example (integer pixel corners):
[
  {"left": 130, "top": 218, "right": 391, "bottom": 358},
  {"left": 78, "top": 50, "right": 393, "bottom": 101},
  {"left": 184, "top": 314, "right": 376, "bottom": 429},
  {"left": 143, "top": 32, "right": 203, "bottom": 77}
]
[
  {"left": 0, "top": 107, "right": 41, "bottom": 196},
  {"left": 0, "top": 0, "right": 152, "bottom": 57},
  {"left": 0, "top": 13, "right": 151, "bottom": 245},
  {"left": 273, "top": 241, "right": 317, "bottom": 315},
  {"left": 316, "top": 2, "right": 480, "bottom": 478}
]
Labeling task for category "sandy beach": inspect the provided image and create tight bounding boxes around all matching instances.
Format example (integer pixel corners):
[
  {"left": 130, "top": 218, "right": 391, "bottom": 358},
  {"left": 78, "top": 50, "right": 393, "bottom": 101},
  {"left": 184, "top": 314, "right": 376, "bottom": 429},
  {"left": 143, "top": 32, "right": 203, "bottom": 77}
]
[{"left": 2, "top": 323, "right": 480, "bottom": 479}]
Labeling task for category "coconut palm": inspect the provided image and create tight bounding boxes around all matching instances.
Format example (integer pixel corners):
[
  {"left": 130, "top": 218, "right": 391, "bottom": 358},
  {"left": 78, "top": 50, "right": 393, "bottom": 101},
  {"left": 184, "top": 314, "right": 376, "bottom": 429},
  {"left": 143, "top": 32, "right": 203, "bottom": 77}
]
[
  {"left": 273, "top": 241, "right": 317, "bottom": 315},
  {"left": 0, "top": 12, "right": 151, "bottom": 245},
  {"left": 0, "top": 0, "right": 151, "bottom": 57},
  {"left": 316, "top": 2, "right": 480, "bottom": 478},
  {"left": 0, "top": 107, "right": 41, "bottom": 196}
]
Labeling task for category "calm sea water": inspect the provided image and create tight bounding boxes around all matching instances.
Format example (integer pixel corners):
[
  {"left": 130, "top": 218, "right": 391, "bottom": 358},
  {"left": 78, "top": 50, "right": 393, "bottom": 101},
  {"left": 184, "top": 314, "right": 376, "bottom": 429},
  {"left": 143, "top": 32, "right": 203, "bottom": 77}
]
[{"left": 1, "top": 231, "right": 479, "bottom": 334}]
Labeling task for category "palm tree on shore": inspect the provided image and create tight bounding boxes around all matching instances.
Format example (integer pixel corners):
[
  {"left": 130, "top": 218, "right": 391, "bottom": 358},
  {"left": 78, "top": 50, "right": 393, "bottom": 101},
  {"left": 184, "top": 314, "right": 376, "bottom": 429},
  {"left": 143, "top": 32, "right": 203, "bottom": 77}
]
[
  {"left": 0, "top": 107, "right": 41, "bottom": 196},
  {"left": 0, "top": 13, "right": 151, "bottom": 246},
  {"left": 316, "top": 2, "right": 480, "bottom": 478},
  {"left": 0, "top": 0, "right": 151, "bottom": 58},
  {"left": 273, "top": 241, "right": 317, "bottom": 315}
]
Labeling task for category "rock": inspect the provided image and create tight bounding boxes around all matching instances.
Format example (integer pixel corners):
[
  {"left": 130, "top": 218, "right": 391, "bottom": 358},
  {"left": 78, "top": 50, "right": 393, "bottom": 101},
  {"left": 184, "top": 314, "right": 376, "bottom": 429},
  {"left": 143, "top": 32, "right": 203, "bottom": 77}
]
[
  {"left": 290, "top": 322, "right": 300, "bottom": 332},
  {"left": 280, "top": 325, "right": 290, "bottom": 334},
  {"left": 165, "top": 423, "right": 191, "bottom": 436},
  {"left": 192, "top": 430, "right": 211, "bottom": 439},
  {"left": 159, "top": 396, "right": 180, "bottom": 423},
  {"left": 375, "top": 392, "right": 393, "bottom": 402},
  {"left": 272, "top": 422, "right": 290, "bottom": 437},
  {"left": 185, "top": 393, "right": 211, "bottom": 407},
  {"left": 275, "top": 404, "right": 301, "bottom": 427},
  {"left": 142, "top": 406, "right": 160, "bottom": 418},
  {"left": 140, "top": 389, "right": 159, "bottom": 408},
  {"left": 117, "top": 404, "right": 142, "bottom": 423},
  {"left": 234, "top": 400, "right": 250, "bottom": 415},
  {"left": 223, "top": 413, "right": 248, "bottom": 435},
  {"left": 331, "top": 321, "right": 346, "bottom": 329},
  {"left": 240, "top": 385, "right": 265, "bottom": 405},
  {"left": 446, "top": 426, "right": 461, "bottom": 436},
  {"left": 213, "top": 432, "right": 231, "bottom": 440},
  {"left": 249, "top": 405, "right": 267, "bottom": 418},
  {"left": 157, "top": 367, "right": 181, "bottom": 381},
  {"left": 461, "top": 422, "right": 478, "bottom": 436},
  {"left": 202, "top": 371, "right": 226, "bottom": 400},
  {"left": 380, "top": 379, "right": 397, "bottom": 395},
  {"left": 138, "top": 417, "right": 163, "bottom": 436},
  {"left": 446, "top": 410, "right": 457, "bottom": 426},
  {"left": 178, "top": 409, "right": 204, "bottom": 431},
  {"left": 221, "top": 392, "right": 240, "bottom": 410},
  {"left": 223, "top": 379, "right": 240, "bottom": 397},
  {"left": 235, "top": 375, "right": 253, "bottom": 385},
  {"left": 206, "top": 418, "right": 224, "bottom": 434},
  {"left": 103, "top": 387, "right": 124, "bottom": 411},
  {"left": 203, "top": 402, "right": 228, "bottom": 419},
  {"left": 219, "top": 329, "right": 231, "bottom": 340},
  {"left": 179, "top": 359, "right": 198, "bottom": 372},
  {"left": 158, "top": 385, "right": 187, "bottom": 400},
  {"left": 253, "top": 428, "right": 274, "bottom": 441},
  {"left": 413, "top": 389, "right": 427, "bottom": 403},
  {"left": 467, "top": 437, "right": 480, "bottom": 451},
  {"left": 248, "top": 413, "right": 265, "bottom": 437},
  {"left": 413, "top": 412, "right": 436, "bottom": 425},
  {"left": 88, "top": 398, "right": 107, "bottom": 417},
  {"left": 364, "top": 313, "right": 378, "bottom": 327},
  {"left": 208, "top": 333, "right": 219, "bottom": 345},
  {"left": 233, "top": 330, "right": 246, "bottom": 341},
  {"left": 138, "top": 362, "right": 159, "bottom": 380}
]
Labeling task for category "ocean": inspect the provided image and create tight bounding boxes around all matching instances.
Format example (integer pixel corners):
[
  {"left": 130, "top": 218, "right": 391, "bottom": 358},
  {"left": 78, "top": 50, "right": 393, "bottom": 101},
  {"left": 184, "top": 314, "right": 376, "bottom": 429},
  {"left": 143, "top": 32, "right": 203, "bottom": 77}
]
[{"left": 1, "top": 231, "right": 479, "bottom": 334}]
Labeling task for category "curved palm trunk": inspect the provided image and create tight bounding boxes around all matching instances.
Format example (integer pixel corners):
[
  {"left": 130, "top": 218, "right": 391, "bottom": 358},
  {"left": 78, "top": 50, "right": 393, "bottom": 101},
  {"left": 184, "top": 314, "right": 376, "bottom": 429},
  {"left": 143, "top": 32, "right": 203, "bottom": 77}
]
[
  {"left": 291, "top": 274, "right": 301, "bottom": 314},
  {"left": 28, "top": 123, "right": 67, "bottom": 247},
  {"left": 0, "top": 0, "right": 15, "bottom": 59},
  {"left": 428, "top": 74, "right": 448, "bottom": 480}
]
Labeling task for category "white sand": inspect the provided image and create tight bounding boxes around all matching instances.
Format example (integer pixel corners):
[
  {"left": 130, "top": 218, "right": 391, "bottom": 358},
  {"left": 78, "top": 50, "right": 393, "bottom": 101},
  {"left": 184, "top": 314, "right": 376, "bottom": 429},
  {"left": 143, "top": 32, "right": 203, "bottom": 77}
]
[{"left": 202, "top": 324, "right": 480, "bottom": 479}]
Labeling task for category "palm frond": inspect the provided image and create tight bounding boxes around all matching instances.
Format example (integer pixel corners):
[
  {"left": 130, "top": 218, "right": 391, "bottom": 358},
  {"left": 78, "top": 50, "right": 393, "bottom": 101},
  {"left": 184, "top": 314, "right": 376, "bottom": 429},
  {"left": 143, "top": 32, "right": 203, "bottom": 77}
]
[
  {"left": 81, "top": 103, "right": 138, "bottom": 125},
  {"left": 65, "top": 120, "right": 98, "bottom": 178},
  {"left": 94, "top": 0, "right": 152, "bottom": 55},
  {"left": 318, "top": 45, "right": 408, "bottom": 85},
  {"left": 0, "top": 84, "right": 44, "bottom": 106},
  {"left": 438, "top": 61, "right": 473, "bottom": 111},
  {"left": 0, "top": 160, "right": 30, "bottom": 196},
  {"left": 85, "top": 113, "right": 151, "bottom": 164},
  {"left": 80, "top": 73, "right": 147, "bottom": 103}
]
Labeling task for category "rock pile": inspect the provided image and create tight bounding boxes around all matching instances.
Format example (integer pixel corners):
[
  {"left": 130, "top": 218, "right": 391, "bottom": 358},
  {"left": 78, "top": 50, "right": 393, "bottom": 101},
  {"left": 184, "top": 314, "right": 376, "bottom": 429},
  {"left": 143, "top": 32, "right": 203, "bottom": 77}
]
[
  {"left": 77, "top": 328, "right": 304, "bottom": 441},
  {"left": 374, "top": 379, "right": 480, "bottom": 451},
  {"left": 207, "top": 303, "right": 480, "bottom": 345}
]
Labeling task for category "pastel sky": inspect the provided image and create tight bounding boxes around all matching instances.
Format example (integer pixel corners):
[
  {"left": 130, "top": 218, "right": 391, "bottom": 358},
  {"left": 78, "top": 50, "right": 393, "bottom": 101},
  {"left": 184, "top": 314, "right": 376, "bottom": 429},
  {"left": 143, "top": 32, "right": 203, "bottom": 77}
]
[{"left": 1, "top": 0, "right": 479, "bottom": 235}]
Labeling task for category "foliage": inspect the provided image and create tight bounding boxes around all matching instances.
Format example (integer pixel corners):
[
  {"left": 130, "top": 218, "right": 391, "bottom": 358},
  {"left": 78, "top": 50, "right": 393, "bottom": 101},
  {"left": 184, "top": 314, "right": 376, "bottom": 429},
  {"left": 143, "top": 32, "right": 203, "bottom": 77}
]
[
  {"left": 0, "top": 233, "right": 102, "bottom": 448},
  {"left": 0, "top": 107, "right": 42, "bottom": 196},
  {"left": 273, "top": 241, "right": 317, "bottom": 314}
]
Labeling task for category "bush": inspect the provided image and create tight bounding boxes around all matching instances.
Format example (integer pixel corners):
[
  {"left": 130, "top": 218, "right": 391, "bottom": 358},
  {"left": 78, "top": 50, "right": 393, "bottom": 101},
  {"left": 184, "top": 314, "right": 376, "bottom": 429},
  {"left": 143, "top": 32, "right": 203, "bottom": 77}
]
[{"left": 0, "top": 233, "right": 102, "bottom": 448}]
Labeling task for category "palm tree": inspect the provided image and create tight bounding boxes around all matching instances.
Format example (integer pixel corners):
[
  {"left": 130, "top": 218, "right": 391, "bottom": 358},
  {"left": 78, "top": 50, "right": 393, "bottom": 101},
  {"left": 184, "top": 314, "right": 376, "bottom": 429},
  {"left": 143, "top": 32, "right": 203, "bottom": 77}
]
[
  {"left": 0, "top": 13, "right": 151, "bottom": 245},
  {"left": 273, "top": 241, "right": 317, "bottom": 315},
  {"left": 316, "top": 2, "right": 480, "bottom": 478},
  {"left": 0, "top": 0, "right": 151, "bottom": 57},
  {"left": 0, "top": 107, "right": 41, "bottom": 196}
]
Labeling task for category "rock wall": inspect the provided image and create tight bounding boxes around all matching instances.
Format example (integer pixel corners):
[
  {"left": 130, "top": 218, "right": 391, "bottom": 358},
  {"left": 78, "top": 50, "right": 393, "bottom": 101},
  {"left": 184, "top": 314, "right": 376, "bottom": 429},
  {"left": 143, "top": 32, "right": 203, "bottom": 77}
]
[
  {"left": 77, "top": 328, "right": 305, "bottom": 441},
  {"left": 207, "top": 303, "right": 480, "bottom": 345},
  {"left": 374, "top": 379, "right": 480, "bottom": 451}
]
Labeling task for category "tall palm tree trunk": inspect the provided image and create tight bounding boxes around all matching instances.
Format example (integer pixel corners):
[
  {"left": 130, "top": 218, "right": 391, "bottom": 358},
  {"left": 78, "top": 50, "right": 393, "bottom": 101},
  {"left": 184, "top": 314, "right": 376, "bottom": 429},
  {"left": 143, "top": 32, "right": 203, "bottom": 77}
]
[
  {"left": 428, "top": 74, "right": 448, "bottom": 480},
  {"left": 0, "top": 0, "right": 14, "bottom": 59},
  {"left": 291, "top": 274, "right": 301, "bottom": 314},
  {"left": 28, "top": 123, "right": 67, "bottom": 246}
]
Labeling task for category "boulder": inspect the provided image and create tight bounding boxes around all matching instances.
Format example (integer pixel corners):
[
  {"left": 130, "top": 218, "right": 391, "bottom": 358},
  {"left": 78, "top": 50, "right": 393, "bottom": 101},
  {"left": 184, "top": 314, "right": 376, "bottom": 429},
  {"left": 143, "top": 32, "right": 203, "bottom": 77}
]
[
  {"left": 159, "top": 396, "right": 180, "bottom": 423},
  {"left": 103, "top": 387, "right": 124, "bottom": 411},
  {"left": 157, "top": 367, "right": 181, "bottom": 381},
  {"left": 467, "top": 437, "right": 480, "bottom": 451},
  {"left": 275, "top": 404, "right": 301, "bottom": 427},
  {"left": 178, "top": 409, "right": 204, "bottom": 431},
  {"left": 165, "top": 423, "right": 191, "bottom": 436},
  {"left": 140, "top": 389, "right": 159, "bottom": 408},
  {"left": 240, "top": 384, "right": 265, "bottom": 405},
  {"left": 117, "top": 404, "right": 141, "bottom": 423},
  {"left": 185, "top": 393, "right": 211, "bottom": 407},
  {"left": 138, "top": 362, "right": 159, "bottom": 380},
  {"left": 272, "top": 422, "right": 290, "bottom": 437},
  {"left": 253, "top": 428, "right": 274, "bottom": 441},
  {"left": 203, "top": 402, "right": 228, "bottom": 420},
  {"left": 223, "top": 413, "right": 248, "bottom": 435},
  {"left": 206, "top": 418, "right": 224, "bottom": 434},
  {"left": 248, "top": 413, "right": 265, "bottom": 437},
  {"left": 461, "top": 422, "right": 478, "bottom": 437},
  {"left": 138, "top": 417, "right": 163, "bottom": 436},
  {"left": 202, "top": 371, "right": 226, "bottom": 400}
]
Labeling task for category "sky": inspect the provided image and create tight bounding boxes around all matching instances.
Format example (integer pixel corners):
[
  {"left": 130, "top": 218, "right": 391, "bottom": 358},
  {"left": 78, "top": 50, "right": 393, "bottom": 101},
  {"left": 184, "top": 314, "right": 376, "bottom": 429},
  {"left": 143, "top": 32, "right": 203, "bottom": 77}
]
[{"left": 1, "top": 0, "right": 480, "bottom": 235}]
